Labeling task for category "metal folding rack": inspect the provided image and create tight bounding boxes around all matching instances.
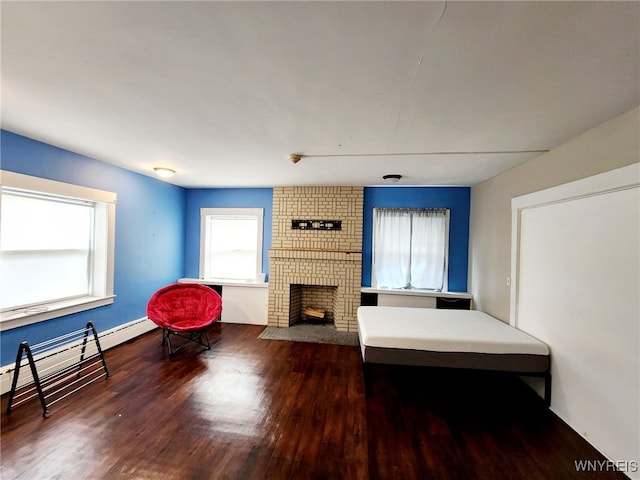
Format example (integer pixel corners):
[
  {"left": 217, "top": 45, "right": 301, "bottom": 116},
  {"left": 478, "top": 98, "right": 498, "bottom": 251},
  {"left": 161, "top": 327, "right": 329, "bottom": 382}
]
[{"left": 6, "top": 321, "right": 110, "bottom": 417}]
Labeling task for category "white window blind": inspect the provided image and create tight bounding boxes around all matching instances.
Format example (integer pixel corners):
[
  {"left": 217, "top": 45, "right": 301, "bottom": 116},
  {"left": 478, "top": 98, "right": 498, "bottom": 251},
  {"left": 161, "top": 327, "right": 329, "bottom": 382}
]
[{"left": 1, "top": 191, "right": 94, "bottom": 309}]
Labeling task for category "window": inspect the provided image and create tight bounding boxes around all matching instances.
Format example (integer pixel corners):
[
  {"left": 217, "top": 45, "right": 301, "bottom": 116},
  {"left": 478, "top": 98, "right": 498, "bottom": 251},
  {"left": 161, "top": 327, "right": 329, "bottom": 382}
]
[
  {"left": 199, "top": 208, "right": 263, "bottom": 282},
  {"left": 0, "top": 171, "right": 116, "bottom": 330},
  {"left": 372, "top": 208, "right": 449, "bottom": 290}
]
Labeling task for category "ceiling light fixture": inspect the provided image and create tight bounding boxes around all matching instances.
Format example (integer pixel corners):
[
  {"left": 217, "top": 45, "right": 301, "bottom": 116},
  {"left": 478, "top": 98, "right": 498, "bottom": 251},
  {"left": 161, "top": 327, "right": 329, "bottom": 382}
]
[
  {"left": 154, "top": 167, "right": 176, "bottom": 178},
  {"left": 289, "top": 154, "right": 302, "bottom": 164},
  {"left": 382, "top": 174, "right": 402, "bottom": 183}
]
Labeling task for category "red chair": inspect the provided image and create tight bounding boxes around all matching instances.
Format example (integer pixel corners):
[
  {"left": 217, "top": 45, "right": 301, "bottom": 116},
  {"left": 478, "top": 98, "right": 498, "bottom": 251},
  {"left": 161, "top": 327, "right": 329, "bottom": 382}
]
[{"left": 146, "top": 283, "right": 222, "bottom": 356}]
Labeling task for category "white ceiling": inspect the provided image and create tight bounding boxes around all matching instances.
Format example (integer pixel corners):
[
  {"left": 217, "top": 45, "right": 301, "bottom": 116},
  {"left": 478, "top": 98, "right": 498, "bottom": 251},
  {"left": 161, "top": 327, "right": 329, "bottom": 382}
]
[{"left": 2, "top": 1, "right": 638, "bottom": 188}]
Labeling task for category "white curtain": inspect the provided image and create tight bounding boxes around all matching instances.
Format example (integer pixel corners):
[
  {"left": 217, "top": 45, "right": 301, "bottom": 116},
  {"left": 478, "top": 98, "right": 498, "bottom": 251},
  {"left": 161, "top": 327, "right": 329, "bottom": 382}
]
[
  {"left": 373, "top": 208, "right": 447, "bottom": 290},
  {"left": 410, "top": 209, "right": 447, "bottom": 289},
  {"left": 373, "top": 209, "right": 412, "bottom": 288}
]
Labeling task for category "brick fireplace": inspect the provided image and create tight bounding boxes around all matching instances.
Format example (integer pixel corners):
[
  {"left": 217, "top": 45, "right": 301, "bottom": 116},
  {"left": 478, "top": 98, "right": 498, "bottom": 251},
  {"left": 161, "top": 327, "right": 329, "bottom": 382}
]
[{"left": 268, "top": 187, "right": 363, "bottom": 332}]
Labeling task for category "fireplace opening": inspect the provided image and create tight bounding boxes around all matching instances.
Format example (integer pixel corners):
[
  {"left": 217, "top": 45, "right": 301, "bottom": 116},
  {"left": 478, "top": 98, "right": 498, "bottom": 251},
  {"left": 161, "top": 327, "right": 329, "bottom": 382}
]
[{"left": 289, "top": 284, "right": 338, "bottom": 326}]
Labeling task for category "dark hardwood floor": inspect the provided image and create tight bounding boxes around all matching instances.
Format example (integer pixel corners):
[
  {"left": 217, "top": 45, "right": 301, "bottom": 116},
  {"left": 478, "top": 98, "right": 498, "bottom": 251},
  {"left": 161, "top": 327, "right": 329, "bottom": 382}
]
[{"left": 1, "top": 323, "right": 625, "bottom": 480}]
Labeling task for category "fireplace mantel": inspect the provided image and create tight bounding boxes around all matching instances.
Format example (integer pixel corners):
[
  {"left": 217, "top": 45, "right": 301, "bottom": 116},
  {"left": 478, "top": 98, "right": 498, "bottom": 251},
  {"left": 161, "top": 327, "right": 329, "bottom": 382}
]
[{"left": 269, "top": 248, "right": 361, "bottom": 262}]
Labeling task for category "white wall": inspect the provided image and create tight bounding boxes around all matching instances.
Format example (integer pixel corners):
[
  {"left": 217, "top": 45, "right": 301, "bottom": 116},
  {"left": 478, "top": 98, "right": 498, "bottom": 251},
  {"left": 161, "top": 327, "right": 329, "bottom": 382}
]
[
  {"left": 510, "top": 165, "right": 639, "bottom": 475},
  {"left": 469, "top": 106, "right": 639, "bottom": 320}
]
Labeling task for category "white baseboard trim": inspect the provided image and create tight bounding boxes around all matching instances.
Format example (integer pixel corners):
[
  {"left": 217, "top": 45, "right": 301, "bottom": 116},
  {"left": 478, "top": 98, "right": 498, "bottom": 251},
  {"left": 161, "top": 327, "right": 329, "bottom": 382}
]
[{"left": 0, "top": 317, "right": 157, "bottom": 396}]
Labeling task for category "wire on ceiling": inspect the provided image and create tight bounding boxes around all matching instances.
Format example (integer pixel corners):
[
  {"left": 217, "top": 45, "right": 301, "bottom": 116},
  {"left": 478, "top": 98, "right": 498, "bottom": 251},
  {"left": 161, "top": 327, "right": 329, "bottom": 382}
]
[{"left": 289, "top": 149, "right": 550, "bottom": 163}]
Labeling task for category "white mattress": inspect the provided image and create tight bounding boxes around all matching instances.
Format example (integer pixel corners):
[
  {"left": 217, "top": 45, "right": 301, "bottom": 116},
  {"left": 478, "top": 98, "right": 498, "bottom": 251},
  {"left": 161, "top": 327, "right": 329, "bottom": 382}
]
[{"left": 357, "top": 306, "right": 549, "bottom": 356}]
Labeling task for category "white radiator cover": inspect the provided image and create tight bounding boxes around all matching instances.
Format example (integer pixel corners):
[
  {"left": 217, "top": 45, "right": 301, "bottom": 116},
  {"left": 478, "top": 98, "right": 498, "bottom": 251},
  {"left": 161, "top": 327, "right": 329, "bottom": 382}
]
[{"left": 0, "top": 317, "right": 157, "bottom": 395}]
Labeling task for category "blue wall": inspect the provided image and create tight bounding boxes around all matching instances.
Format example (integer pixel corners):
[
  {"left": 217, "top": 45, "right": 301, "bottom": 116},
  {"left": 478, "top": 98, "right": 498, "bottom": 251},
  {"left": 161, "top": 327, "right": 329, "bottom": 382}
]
[
  {"left": 362, "top": 187, "right": 470, "bottom": 292},
  {"left": 184, "top": 188, "right": 274, "bottom": 279},
  {"left": 182, "top": 186, "right": 470, "bottom": 291},
  {"left": 0, "top": 131, "right": 186, "bottom": 365}
]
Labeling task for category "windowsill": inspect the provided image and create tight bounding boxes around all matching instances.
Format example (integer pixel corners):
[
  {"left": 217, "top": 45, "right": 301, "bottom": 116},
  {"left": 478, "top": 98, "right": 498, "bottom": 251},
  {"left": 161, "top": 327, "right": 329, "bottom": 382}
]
[
  {"left": 361, "top": 287, "right": 472, "bottom": 299},
  {"left": 178, "top": 278, "right": 269, "bottom": 288},
  {"left": 0, "top": 295, "right": 116, "bottom": 331}
]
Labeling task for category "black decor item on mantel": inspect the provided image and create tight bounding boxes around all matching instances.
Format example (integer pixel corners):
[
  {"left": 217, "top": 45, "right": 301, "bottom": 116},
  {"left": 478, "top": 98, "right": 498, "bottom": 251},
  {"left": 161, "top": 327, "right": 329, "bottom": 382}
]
[{"left": 291, "top": 220, "right": 342, "bottom": 231}]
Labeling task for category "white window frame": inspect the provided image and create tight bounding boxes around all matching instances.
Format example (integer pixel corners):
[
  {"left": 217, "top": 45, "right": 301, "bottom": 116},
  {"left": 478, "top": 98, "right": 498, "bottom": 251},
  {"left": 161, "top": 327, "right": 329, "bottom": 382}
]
[
  {"left": 199, "top": 207, "right": 264, "bottom": 282},
  {"left": 0, "top": 171, "right": 116, "bottom": 331},
  {"left": 372, "top": 208, "right": 450, "bottom": 291}
]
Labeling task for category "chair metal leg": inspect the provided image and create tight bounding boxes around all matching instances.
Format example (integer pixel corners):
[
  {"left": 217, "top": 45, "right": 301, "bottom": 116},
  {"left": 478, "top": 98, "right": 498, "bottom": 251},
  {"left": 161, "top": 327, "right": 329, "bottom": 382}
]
[{"left": 162, "top": 326, "right": 213, "bottom": 357}]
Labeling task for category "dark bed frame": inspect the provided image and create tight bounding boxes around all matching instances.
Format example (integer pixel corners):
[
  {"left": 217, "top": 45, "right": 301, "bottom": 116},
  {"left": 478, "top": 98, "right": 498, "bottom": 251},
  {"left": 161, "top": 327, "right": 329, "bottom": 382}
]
[{"left": 360, "top": 344, "right": 552, "bottom": 407}]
